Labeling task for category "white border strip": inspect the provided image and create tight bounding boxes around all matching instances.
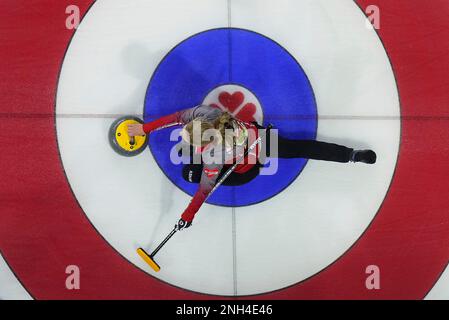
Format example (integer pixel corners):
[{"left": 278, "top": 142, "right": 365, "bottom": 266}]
[{"left": 0, "top": 253, "right": 33, "bottom": 300}]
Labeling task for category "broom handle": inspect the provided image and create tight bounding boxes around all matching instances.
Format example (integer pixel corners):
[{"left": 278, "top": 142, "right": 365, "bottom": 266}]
[
  {"left": 150, "top": 228, "right": 177, "bottom": 258},
  {"left": 206, "top": 124, "right": 272, "bottom": 200},
  {"left": 150, "top": 125, "right": 272, "bottom": 258}
]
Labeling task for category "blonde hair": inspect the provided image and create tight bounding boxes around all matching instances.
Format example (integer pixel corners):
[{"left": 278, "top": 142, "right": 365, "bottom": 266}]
[
  {"left": 214, "top": 112, "right": 236, "bottom": 147},
  {"left": 181, "top": 112, "right": 237, "bottom": 148}
]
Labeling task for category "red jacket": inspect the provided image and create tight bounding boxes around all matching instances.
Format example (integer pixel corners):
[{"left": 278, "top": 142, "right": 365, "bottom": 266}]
[{"left": 143, "top": 105, "right": 260, "bottom": 222}]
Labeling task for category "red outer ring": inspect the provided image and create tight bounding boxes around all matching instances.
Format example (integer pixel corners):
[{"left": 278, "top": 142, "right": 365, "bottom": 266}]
[{"left": 1, "top": 0, "right": 448, "bottom": 299}]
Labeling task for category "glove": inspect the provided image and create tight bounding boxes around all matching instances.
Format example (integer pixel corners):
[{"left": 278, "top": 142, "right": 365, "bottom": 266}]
[{"left": 176, "top": 218, "right": 192, "bottom": 231}]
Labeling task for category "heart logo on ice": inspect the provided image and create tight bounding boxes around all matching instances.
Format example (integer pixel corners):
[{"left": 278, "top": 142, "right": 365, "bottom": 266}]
[
  {"left": 235, "top": 102, "right": 256, "bottom": 123},
  {"left": 211, "top": 91, "right": 257, "bottom": 123},
  {"left": 218, "top": 91, "right": 244, "bottom": 113},
  {"left": 205, "top": 86, "right": 263, "bottom": 125}
]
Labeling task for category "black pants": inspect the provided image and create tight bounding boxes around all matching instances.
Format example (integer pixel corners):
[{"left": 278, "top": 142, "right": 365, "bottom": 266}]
[
  {"left": 268, "top": 131, "right": 353, "bottom": 162},
  {"left": 182, "top": 130, "right": 354, "bottom": 186}
]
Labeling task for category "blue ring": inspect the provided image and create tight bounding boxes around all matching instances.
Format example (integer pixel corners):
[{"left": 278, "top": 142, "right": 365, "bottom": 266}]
[{"left": 144, "top": 28, "right": 317, "bottom": 207}]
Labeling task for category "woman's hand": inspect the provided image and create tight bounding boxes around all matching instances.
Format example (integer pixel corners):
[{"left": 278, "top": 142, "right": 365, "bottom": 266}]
[{"left": 127, "top": 123, "right": 145, "bottom": 137}]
